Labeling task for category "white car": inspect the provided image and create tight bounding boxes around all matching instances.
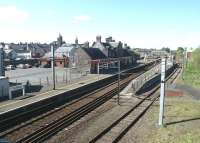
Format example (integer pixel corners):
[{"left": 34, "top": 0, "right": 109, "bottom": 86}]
[
  {"left": 6, "top": 65, "right": 15, "bottom": 70},
  {"left": 17, "top": 64, "right": 26, "bottom": 69}
]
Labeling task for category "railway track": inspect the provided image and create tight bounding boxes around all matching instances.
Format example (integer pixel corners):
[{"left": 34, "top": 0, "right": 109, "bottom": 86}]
[
  {"left": 89, "top": 64, "right": 179, "bottom": 143},
  {"left": 16, "top": 74, "right": 133, "bottom": 143},
  {"left": 1, "top": 62, "right": 159, "bottom": 142},
  {"left": 14, "top": 72, "right": 145, "bottom": 142},
  {"left": 0, "top": 62, "right": 156, "bottom": 133}
]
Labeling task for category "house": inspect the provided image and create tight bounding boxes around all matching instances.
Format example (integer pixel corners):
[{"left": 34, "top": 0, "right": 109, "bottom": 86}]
[
  {"left": 0, "top": 44, "right": 17, "bottom": 60},
  {"left": 92, "top": 36, "right": 137, "bottom": 67},
  {"left": 4, "top": 49, "right": 17, "bottom": 60},
  {"left": 15, "top": 49, "right": 32, "bottom": 59},
  {"left": 29, "top": 43, "right": 47, "bottom": 58},
  {"left": 5, "top": 43, "right": 31, "bottom": 60},
  {"left": 40, "top": 44, "right": 70, "bottom": 68},
  {"left": 71, "top": 36, "right": 138, "bottom": 74},
  {"left": 39, "top": 37, "right": 91, "bottom": 68},
  {"left": 10, "top": 43, "right": 49, "bottom": 59},
  {"left": 134, "top": 48, "right": 152, "bottom": 59},
  {"left": 92, "top": 35, "right": 115, "bottom": 57},
  {"left": 134, "top": 48, "right": 170, "bottom": 59},
  {"left": 70, "top": 47, "right": 107, "bottom": 73}
]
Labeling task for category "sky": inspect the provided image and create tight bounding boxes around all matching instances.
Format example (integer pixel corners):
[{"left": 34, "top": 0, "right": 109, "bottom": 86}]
[{"left": 0, "top": 0, "right": 200, "bottom": 49}]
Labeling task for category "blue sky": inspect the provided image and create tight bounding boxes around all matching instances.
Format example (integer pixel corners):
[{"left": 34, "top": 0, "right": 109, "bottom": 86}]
[{"left": 0, "top": 0, "right": 199, "bottom": 49}]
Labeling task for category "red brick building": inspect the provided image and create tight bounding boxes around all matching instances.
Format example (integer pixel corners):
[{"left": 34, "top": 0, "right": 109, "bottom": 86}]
[{"left": 39, "top": 57, "right": 69, "bottom": 68}]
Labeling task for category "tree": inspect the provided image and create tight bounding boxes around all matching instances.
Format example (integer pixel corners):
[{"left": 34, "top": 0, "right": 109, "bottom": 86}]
[
  {"left": 176, "top": 47, "right": 185, "bottom": 63},
  {"left": 176, "top": 47, "right": 184, "bottom": 56},
  {"left": 161, "top": 47, "right": 170, "bottom": 53},
  {"left": 192, "top": 48, "right": 200, "bottom": 69}
]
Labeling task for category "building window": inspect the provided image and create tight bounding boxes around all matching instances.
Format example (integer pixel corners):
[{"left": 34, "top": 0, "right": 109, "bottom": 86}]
[{"left": 60, "top": 61, "right": 62, "bottom": 64}]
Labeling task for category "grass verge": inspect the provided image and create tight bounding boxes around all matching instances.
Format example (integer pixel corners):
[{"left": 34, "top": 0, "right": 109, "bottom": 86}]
[
  {"left": 145, "top": 98, "right": 200, "bottom": 143},
  {"left": 178, "top": 62, "right": 200, "bottom": 89}
]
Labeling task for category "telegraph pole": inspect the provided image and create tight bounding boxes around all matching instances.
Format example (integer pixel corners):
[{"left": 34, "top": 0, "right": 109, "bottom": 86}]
[
  {"left": 158, "top": 57, "right": 166, "bottom": 126},
  {"left": 51, "top": 45, "right": 56, "bottom": 90},
  {"left": 117, "top": 58, "right": 120, "bottom": 105}
]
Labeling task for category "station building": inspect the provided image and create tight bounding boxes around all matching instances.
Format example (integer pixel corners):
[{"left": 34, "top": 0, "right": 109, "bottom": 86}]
[{"left": 39, "top": 35, "right": 138, "bottom": 74}]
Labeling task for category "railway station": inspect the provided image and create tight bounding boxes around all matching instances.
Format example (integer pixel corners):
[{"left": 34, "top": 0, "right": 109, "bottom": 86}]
[
  {"left": 1, "top": 1, "right": 200, "bottom": 142},
  {"left": 0, "top": 34, "right": 191, "bottom": 143},
  {"left": 0, "top": 58, "right": 180, "bottom": 142},
  {"left": 0, "top": 31, "right": 187, "bottom": 143}
]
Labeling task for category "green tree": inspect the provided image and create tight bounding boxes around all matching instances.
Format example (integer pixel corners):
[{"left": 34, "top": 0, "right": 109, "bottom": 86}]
[
  {"left": 161, "top": 47, "right": 170, "bottom": 53},
  {"left": 176, "top": 47, "right": 184, "bottom": 56},
  {"left": 176, "top": 47, "right": 185, "bottom": 62},
  {"left": 192, "top": 48, "right": 200, "bottom": 69}
]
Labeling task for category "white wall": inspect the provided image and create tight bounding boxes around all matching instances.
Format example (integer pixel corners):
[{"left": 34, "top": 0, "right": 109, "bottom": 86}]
[
  {"left": 0, "top": 77, "right": 9, "bottom": 97},
  {"left": 17, "top": 51, "right": 32, "bottom": 59},
  {"left": 0, "top": 48, "right": 4, "bottom": 76}
]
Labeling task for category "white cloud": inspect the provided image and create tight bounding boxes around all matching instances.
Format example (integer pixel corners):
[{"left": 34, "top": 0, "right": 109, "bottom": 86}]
[
  {"left": 73, "top": 15, "right": 91, "bottom": 23},
  {"left": 0, "top": 6, "right": 29, "bottom": 23}
]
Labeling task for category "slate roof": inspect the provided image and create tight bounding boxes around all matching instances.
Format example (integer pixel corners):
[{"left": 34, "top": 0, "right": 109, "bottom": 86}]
[
  {"left": 55, "top": 44, "right": 74, "bottom": 57},
  {"left": 108, "top": 42, "right": 119, "bottom": 48},
  {"left": 123, "top": 49, "right": 132, "bottom": 57},
  {"left": 15, "top": 49, "right": 30, "bottom": 54},
  {"left": 43, "top": 44, "right": 76, "bottom": 58},
  {"left": 82, "top": 47, "right": 107, "bottom": 60},
  {"left": 102, "top": 43, "right": 111, "bottom": 48}
]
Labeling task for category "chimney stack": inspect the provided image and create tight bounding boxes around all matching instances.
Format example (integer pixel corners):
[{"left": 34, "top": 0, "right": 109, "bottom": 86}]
[{"left": 96, "top": 35, "right": 101, "bottom": 43}]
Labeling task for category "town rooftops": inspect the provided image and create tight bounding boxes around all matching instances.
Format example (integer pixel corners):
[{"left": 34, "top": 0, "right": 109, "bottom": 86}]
[
  {"left": 82, "top": 47, "right": 107, "bottom": 60},
  {"left": 14, "top": 49, "right": 30, "bottom": 54}
]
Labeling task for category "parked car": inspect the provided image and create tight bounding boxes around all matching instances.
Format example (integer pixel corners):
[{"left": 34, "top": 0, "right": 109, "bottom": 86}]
[
  {"left": 17, "top": 64, "right": 26, "bottom": 69},
  {"left": 40, "top": 64, "right": 51, "bottom": 68},
  {"left": 15, "top": 58, "right": 22, "bottom": 61},
  {"left": 6, "top": 65, "right": 15, "bottom": 70},
  {"left": 34, "top": 63, "right": 40, "bottom": 67},
  {"left": 25, "top": 64, "right": 32, "bottom": 68}
]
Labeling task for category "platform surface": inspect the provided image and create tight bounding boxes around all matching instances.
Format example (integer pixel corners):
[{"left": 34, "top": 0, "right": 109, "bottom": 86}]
[{"left": 0, "top": 74, "right": 111, "bottom": 115}]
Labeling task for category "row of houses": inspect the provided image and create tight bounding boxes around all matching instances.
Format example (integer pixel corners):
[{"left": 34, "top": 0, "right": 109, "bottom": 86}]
[
  {"left": 0, "top": 34, "right": 138, "bottom": 73},
  {"left": 0, "top": 43, "right": 51, "bottom": 60},
  {"left": 40, "top": 35, "right": 138, "bottom": 73},
  {"left": 134, "top": 48, "right": 170, "bottom": 59}
]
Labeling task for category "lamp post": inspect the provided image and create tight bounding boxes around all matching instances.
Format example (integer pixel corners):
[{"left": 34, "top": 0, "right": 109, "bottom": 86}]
[
  {"left": 158, "top": 57, "right": 166, "bottom": 126},
  {"left": 51, "top": 45, "right": 56, "bottom": 90}
]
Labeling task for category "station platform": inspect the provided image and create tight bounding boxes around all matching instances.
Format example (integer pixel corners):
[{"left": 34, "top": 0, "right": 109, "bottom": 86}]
[{"left": 0, "top": 74, "right": 111, "bottom": 115}]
